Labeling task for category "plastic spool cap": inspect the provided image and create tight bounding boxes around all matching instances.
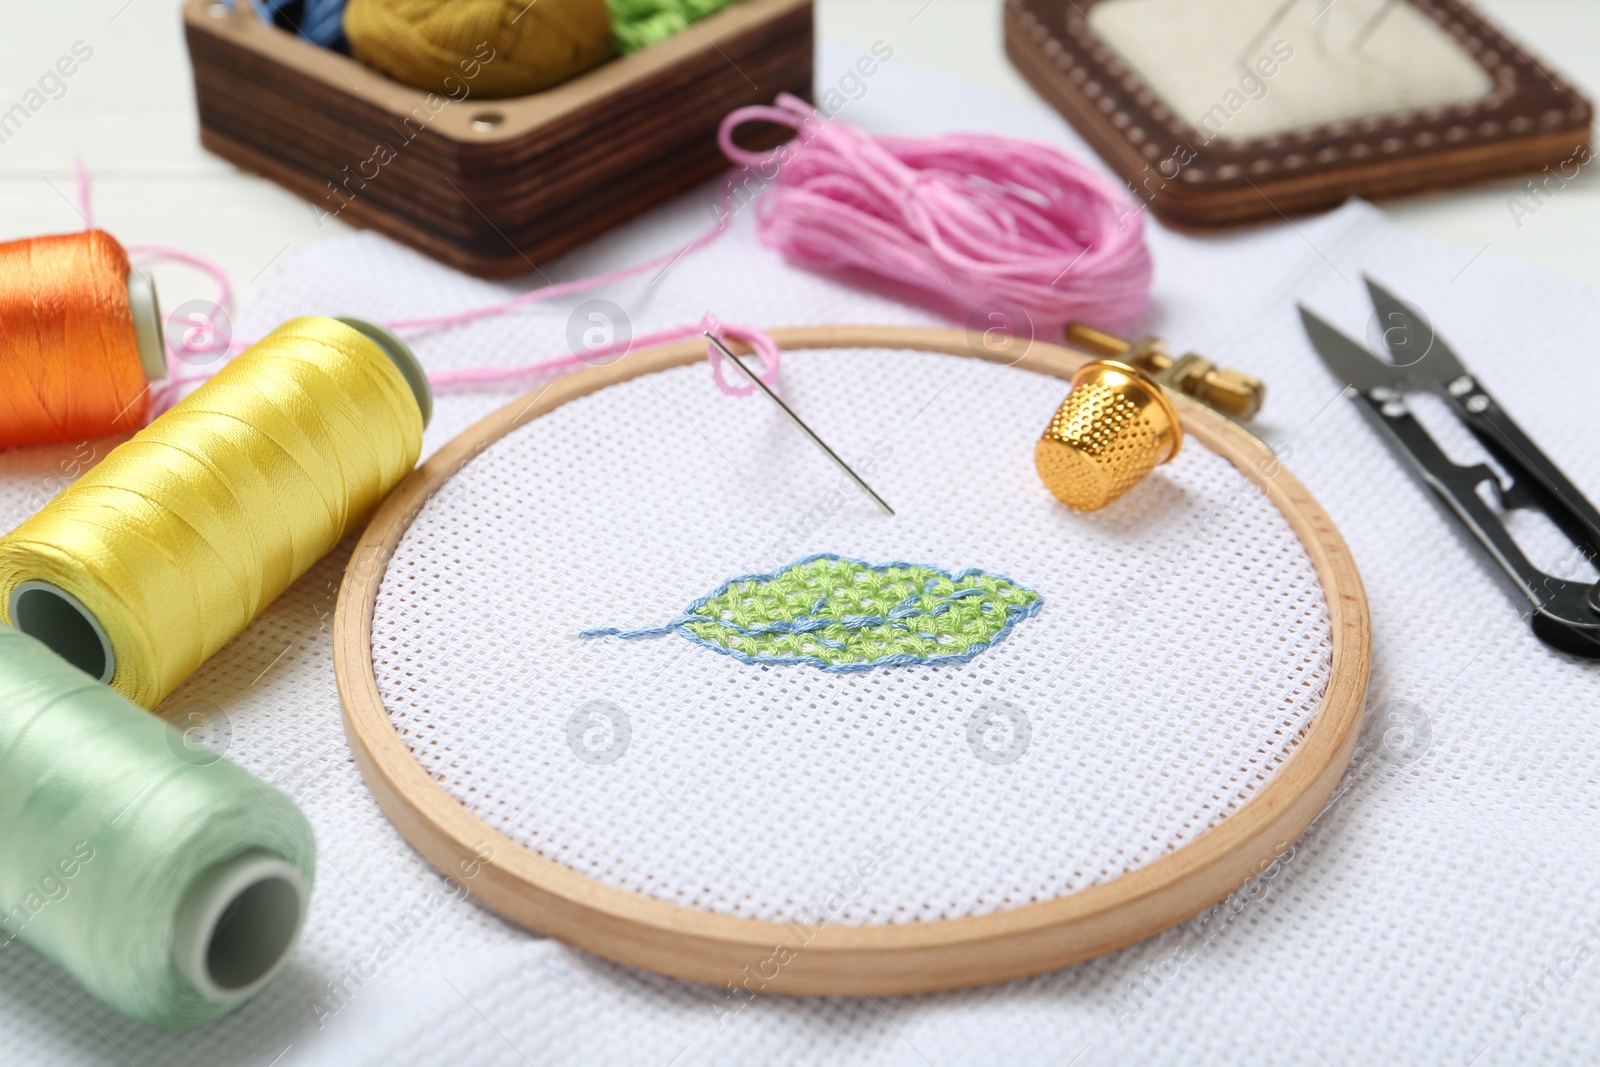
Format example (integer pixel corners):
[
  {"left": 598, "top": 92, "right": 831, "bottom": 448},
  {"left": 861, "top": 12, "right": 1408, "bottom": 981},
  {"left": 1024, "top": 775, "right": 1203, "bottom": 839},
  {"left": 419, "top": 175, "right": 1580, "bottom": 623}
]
[
  {"left": 126, "top": 269, "right": 168, "bottom": 382},
  {"left": 171, "top": 850, "right": 309, "bottom": 1004},
  {"left": 337, "top": 317, "right": 433, "bottom": 429},
  {"left": 8, "top": 581, "right": 116, "bottom": 685}
]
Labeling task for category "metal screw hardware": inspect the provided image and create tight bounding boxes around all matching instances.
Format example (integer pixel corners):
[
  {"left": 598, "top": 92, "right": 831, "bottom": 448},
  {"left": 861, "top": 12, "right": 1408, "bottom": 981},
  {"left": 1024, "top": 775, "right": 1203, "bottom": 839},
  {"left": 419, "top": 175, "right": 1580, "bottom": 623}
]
[{"left": 1065, "top": 323, "right": 1266, "bottom": 420}]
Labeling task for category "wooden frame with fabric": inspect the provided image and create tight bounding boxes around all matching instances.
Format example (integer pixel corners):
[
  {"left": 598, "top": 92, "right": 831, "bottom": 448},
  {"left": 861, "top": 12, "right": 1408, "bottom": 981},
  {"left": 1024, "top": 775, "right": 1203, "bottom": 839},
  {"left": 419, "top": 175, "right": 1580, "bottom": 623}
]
[{"left": 333, "top": 325, "right": 1371, "bottom": 996}]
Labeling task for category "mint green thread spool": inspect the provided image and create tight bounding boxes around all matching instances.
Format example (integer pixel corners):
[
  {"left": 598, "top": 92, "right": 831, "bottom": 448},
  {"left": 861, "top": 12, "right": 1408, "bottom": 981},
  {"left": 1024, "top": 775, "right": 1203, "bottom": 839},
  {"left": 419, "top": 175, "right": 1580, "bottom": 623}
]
[{"left": 0, "top": 627, "right": 315, "bottom": 1028}]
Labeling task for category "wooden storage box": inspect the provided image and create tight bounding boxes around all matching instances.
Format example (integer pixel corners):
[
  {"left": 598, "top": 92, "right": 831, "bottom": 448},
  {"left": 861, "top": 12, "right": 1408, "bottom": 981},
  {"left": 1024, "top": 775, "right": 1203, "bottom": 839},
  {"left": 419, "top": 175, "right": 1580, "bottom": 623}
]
[
  {"left": 1004, "top": 0, "right": 1592, "bottom": 228},
  {"left": 183, "top": 0, "right": 813, "bottom": 278}
]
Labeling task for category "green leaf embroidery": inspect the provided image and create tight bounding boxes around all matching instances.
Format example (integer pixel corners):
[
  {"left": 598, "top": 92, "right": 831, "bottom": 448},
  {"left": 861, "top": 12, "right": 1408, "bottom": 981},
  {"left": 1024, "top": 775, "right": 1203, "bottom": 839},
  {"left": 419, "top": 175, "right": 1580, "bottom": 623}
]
[{"left": 581, "top": 554, "right": 1043, "bottom": 672}]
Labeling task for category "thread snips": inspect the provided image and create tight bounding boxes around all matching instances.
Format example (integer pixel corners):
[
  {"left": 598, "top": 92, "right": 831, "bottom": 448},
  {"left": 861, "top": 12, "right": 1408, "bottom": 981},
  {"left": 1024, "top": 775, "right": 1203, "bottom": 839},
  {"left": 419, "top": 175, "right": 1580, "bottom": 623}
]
[{"left": 1300, "top": 278, "right": 1600, "bottom": 657}]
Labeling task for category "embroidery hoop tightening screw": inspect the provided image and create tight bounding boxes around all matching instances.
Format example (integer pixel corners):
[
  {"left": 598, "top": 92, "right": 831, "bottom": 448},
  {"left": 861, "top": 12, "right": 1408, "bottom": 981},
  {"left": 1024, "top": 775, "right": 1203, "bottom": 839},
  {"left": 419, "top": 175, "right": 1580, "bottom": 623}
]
[{"left": 1065, "top": 324, "right": 1265, "bottom": 421}]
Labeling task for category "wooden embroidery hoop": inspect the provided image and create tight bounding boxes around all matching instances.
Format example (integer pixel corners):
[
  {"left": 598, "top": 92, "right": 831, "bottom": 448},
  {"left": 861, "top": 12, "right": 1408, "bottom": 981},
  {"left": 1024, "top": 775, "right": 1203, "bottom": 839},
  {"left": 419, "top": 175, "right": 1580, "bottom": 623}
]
[{"left": 333, "top": 324, "right": 1371, "bottom": 996}]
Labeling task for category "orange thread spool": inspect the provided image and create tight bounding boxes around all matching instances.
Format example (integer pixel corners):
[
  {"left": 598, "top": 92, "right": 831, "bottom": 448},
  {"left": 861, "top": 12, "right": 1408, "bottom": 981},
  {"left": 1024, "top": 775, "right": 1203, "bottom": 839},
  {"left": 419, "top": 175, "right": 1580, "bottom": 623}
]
[{"left": 0, "top": 230, "right": 166, "bottom": 450}]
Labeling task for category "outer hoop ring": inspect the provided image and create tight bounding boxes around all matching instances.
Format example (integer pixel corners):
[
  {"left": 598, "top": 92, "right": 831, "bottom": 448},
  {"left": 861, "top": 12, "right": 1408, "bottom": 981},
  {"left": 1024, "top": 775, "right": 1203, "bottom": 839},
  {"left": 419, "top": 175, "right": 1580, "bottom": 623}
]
[{"left": 334, "top": 325, "right": 1370, "bottom": 996}]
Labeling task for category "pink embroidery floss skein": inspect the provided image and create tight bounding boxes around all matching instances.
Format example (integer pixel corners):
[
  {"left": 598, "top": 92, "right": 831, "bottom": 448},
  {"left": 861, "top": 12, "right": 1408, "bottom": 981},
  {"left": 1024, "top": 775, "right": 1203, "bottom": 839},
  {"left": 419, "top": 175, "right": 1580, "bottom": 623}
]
[{"left": 718, "top": 93, "right": 1153, "bottom": 332}]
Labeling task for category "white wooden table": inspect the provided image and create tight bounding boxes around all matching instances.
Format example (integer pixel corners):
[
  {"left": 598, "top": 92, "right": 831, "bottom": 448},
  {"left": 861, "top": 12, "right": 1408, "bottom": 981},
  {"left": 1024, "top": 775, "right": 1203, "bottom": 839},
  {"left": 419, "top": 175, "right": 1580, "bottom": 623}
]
[{"left": 1, "top": 1, "right": 1594, "bottom": 322}]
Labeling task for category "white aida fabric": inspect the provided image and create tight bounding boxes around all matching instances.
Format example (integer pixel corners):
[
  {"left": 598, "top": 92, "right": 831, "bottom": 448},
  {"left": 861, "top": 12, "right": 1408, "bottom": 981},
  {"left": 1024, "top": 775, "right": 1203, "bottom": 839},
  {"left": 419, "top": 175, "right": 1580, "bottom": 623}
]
[
  {"left": 371, "top": 348, "right": 1332, "bottom": 924},
  {"left": 1091, "top": 0, "right": 1492, "bottom": 142},
  {"left": 1, "top": 44, "right": 1600, "bottom": 1067}
]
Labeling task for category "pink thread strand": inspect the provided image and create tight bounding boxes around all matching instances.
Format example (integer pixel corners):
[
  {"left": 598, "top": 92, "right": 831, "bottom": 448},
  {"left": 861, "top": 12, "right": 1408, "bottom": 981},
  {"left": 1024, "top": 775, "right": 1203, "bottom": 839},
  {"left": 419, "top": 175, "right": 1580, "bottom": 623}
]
[
  {"left": 385, "top": 181, "right": 740, "bottom": 334},
  {"left": 120, "top": 93, "right": 1151, "bottom": 417},
  {"left": 130, "top": 245, "right": 237, "bottom": 415},
  {"left": 142, "top": 172, "right": 774, "bottom": 414},
  {"left": 73, "top": 157, "right": 93, "bottom": 229},
  {"left": 127, "top": 246, "right": 234, "bottom": 318},
  {"left": 427, "top": 314, "right": 779, "bottom": 398}
]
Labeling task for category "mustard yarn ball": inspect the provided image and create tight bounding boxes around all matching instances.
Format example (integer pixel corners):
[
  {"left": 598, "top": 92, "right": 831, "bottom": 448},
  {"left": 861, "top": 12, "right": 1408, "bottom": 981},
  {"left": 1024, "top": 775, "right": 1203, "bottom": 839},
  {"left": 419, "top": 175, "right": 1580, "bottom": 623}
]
[{"left": 345, "top": 0, "right": 614, "bottom": 99}]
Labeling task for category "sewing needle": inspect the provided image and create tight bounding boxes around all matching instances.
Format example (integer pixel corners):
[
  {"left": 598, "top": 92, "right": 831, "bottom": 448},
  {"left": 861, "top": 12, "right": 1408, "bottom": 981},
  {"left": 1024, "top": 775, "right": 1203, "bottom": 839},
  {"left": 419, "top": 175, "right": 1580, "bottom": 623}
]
[
  {"left": 1350, "top": 0, "right": 1398, "bottom": 49},
  {"left": 703, "top": 331, "right": 895, "bottom": 516},
  {"left": 1236, "top": 0, "right": 1298, "bottom": 67}
]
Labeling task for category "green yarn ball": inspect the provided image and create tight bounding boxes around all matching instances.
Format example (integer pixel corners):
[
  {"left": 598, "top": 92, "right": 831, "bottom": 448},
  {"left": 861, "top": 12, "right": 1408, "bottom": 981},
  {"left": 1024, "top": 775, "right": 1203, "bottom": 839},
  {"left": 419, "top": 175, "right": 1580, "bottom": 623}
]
[{"left": 607, "top": 0, "right": 743, "bottom": 54}]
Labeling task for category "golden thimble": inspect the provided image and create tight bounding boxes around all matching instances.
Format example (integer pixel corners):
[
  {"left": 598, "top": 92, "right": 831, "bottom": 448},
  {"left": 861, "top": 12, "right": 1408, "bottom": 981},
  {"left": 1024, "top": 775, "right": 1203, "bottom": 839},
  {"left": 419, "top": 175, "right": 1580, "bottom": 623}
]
[{"left": 1035, "top": 360, "right": 1183, "bottom": 511}]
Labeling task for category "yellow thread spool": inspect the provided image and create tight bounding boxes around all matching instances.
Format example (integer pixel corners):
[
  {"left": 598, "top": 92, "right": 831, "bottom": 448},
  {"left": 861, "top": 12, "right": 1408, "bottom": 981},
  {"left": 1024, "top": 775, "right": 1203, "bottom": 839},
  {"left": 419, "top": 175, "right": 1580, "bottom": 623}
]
[
  {"left": 1035, "top": 359, "right": 1183, "bottom": 512},
  {"left": 0, "top": 317, "right": 430, "bottom": 709}
]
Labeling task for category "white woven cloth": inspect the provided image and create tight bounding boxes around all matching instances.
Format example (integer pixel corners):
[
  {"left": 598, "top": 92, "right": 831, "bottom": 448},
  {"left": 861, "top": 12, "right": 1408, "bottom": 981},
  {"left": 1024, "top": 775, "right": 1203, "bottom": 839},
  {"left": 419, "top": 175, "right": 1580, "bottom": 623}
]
[
  {"left": 373, "top": 346, "right": 1332, "bottom": 927},
  {"left": 1090, "top": 0, "right": 1493, "bottom": 142},
  {"left": 2, "top": 45, "right": 1599, "bottom": 1067}
]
